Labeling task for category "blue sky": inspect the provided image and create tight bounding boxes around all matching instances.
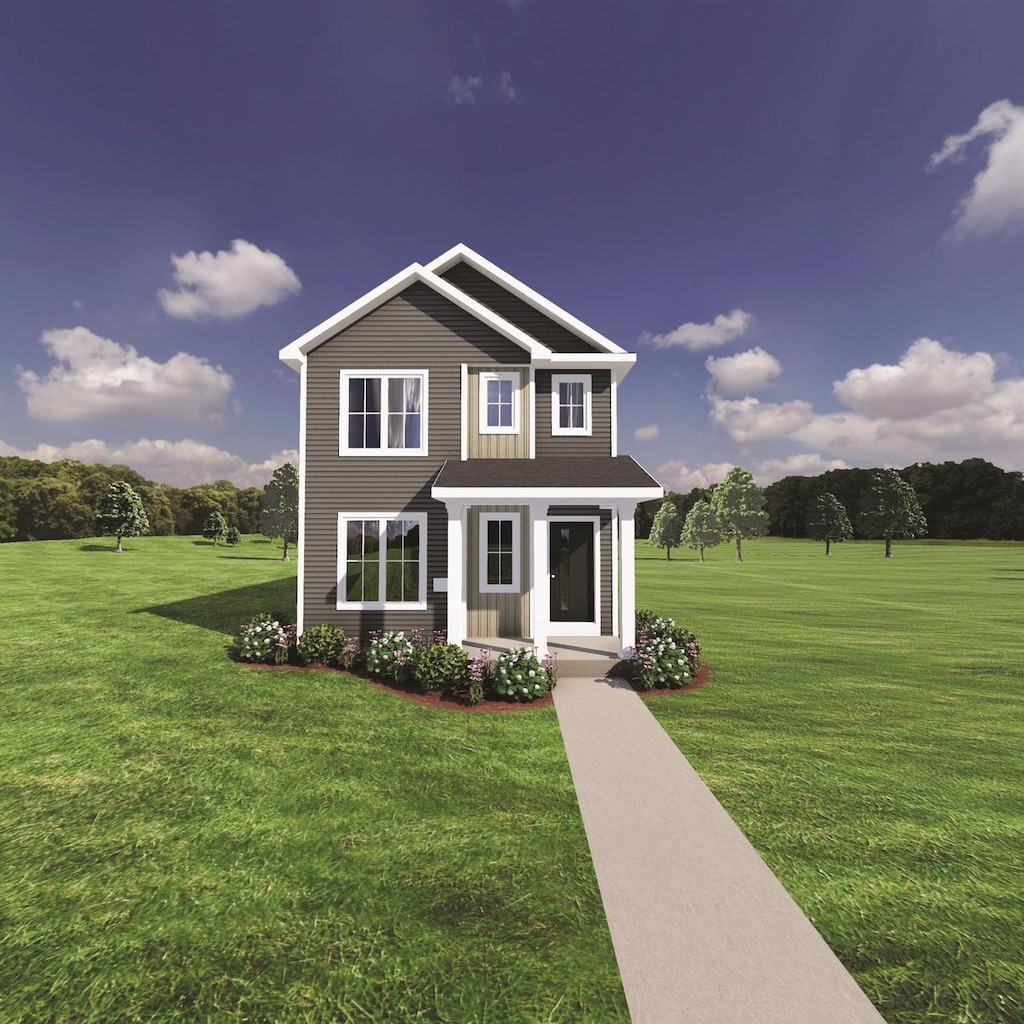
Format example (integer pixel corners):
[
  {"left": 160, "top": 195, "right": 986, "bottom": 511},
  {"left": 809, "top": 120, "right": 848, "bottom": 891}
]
[{"left": 3, "top": 0, "right": 1024, "bottom": 489}]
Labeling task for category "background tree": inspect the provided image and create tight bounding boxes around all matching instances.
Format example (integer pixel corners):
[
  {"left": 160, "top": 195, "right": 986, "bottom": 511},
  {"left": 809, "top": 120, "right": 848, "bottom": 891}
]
[
  {"left": 857, "top": 469, "right": 927, "bottom": 557},
  {"left": 0, "top": 480, "right": 16, "bottom": 541},
  {"left": 202, "top": 510, "right": 228, "bottom": 545},
  {"left": 225, "top": 525, "right": 241, "bottom": 546},
  {"left": 806, "top": 492, "right": 853, "bottom": 556},
  {"left": 682, "top": 500, "right": 723, "bottom": 562},
  {"left": 648, "top": 500, "right": 683, "bottom": 559},
  {"left": 15, "top": 478, "right": 93, "bottom": 540},
  {"left": 93, "top": 481, "right": 150, "bottom": 553},
  {"left": 260, "top": 463, "right": 299, "bottom": 561},
  {"left": 710, "top": 466, "right": 769, "bottom": 562}
]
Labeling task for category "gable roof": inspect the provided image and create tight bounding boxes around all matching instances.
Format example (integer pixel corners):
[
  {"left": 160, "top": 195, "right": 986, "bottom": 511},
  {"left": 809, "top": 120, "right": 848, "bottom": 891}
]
[{"left": 279, "top": 245, "right": 636, "bottom": 378}]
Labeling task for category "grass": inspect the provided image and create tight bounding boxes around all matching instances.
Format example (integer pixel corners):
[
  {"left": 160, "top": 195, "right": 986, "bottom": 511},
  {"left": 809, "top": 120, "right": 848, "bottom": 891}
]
[
  {"left": 0, "top": 536, "right": 628, "bottom": 1024},
  {"left": 638, "top": 537, "right": 1024, "bottom": 1024}
]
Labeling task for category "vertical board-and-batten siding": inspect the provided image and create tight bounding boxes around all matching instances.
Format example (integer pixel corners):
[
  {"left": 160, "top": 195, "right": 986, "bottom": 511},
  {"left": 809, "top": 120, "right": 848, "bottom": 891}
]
[
  {"left": 535, "top": 370, "right": 613, "bottom": 457},
  {"left": 441, "top": 262, "right": 597, "bottom": 354},
  {"left": 467, "top": 366, "right": 530, "bottom": 458},
  {"left": 304, "top": 283, "right": 529, "bottom": 637},
  {"left": 466, "top": 505, "right": 530, "bottom": 638}
]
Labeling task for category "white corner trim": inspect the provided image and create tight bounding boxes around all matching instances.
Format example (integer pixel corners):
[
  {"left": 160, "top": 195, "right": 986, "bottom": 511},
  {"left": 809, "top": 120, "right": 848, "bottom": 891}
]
[
  {"left": 527, "top": 367, "right": 536, "bottom": 459},
  {"left": 296, "top": 361, "right": 307, "bottom": 635},
  {"left": 610, "top": 377, "right": 618, "bottom": 457},
  {"left": 460, "top": 364, "right": 468, "bottom": 461}
]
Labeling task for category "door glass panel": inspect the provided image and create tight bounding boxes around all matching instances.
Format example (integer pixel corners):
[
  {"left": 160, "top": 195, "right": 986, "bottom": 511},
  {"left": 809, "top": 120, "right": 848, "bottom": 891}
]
[{"left": 559, "top": 526, "right": 571, "bottom": 612}]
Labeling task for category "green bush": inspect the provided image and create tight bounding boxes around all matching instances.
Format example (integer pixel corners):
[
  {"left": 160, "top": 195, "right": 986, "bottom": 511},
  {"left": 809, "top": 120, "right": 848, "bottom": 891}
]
[
  {"left": 296, "top": 624, "right": 348, "bottom": 666},
  {"left": 235, "top": 612, "right": 296, "bottom": 665},
  {"left": 225, "top": 526, "right": 241, "bottom": 546},
  {"left": 413, "top": 643, "right": 469, "bottom": 693}
]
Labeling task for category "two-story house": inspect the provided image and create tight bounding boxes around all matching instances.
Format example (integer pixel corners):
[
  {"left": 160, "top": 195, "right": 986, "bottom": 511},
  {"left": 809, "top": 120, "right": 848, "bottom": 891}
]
[{"left": 278, "top": 245, "right": 662, "bottom": 656}]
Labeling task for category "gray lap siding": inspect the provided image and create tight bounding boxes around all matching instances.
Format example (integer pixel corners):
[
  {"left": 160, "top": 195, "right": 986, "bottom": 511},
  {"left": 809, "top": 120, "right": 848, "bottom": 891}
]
[
  {"left": 535, "top": 369, "right": 613, "bottom": 457},
  {"left": 303, "top": 283, "right": 527, "bottom": 639}
]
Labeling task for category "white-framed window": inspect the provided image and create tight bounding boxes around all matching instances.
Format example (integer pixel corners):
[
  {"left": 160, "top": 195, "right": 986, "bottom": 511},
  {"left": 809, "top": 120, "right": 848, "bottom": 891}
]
[
  {"left": 338, "top": 512, "right": 427, "bottom": 609},
  {"left": 551, "top": 373, "right": 591, "bottom": 436},
  {"left": 478, "top": 512, "right": 520, "bottom": 594},
  {"left": 478, "top": 371, "right": 519, "bottom": 434},
  {"left": 340, "top": 370, "right": 428, "bottom": 455}
]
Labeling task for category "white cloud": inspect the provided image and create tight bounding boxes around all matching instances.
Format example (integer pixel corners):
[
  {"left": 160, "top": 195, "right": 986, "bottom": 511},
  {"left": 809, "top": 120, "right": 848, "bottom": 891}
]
[
  {"left": 705, "top": 337, "right": 1024, "bottom": 472},
  {"left": 0, "top": 437, "right": 297, "bottom": 489},
  {"left": 634, "top": 423, "right": 660, "bottom": 441},
  {"left": 927, "top": 99, "right": 1024, "bottom": 239},
  {"left": 18, "top": 327, "right": 233, "bottom": 425},
  {"left": 655, "top": 460, "right": 735, "bottom": 492},
  {"left": 709, "top": 395, "right": 815, "bottom": 443},
  {"left": 832, "top": 338, "right": 995, "bottom": 418},
  {"left": 753, "top": 453, "right": 849, "bottom": 484},
  {"left": 495, "top": 71, "right": 519, "bottom": 103},
  {"left": 158, "top": 239, "right": 301, "bottom": 320},
  {"left": 446, "top": 75, "right": 483, "bottom": 105},
  {"left": 706, "top": 346, "right": 781, "bottom": 396},
  {"left": 641, "top": 309, "right": 752, "bottom": 351}
]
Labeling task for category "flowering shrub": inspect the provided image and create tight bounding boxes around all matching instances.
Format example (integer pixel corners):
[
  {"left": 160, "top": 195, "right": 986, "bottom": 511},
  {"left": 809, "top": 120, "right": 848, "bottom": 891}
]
[
  {"left": 365, "top": 630, "right": 414, "bottom": 683},
  {"left": 338, "top": 636, "right": 361, "bottom": 671},
  {"left": 235, "top": 612, "right": 296, "bottom": 665},
  {"left": 490, "top": 646, "right": 555, "bottom": 702},
  {"left": 629, "top": 613, "right": 700, "bottom": 690},
  {"left": 296, "top": 624, "right": 348, "bottom": 666}
]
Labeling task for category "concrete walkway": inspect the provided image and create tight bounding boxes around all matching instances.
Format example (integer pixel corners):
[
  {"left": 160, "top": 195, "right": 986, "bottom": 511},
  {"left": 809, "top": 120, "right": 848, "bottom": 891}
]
[{"left": 553, "top": 674, "right": 887, "bottom": 1024}]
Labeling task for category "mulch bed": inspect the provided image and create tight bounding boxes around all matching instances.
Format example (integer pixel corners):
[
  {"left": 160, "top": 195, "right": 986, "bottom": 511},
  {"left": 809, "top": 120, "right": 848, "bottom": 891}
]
[{"left": 244, "top": 660, "right": 710, "bottom": 712}]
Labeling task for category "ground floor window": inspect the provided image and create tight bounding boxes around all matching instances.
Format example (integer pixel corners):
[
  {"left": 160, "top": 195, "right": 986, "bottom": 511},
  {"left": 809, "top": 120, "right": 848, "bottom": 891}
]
[
  {"left": 338, "top": 513, "right": 427, "bottom": 608},
  {"left": 478, "top": 512, "right": 520, "bottom": 593}
]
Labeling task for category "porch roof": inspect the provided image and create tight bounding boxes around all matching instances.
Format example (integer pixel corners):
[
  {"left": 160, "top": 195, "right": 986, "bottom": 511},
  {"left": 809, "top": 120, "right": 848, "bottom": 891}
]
[{"left": 431, "top": 456, "right": 663, "bottom": 502}]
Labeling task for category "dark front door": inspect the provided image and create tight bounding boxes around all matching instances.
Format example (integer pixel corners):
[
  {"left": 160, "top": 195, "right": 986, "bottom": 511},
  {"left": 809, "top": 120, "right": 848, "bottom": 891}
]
[{"left": 549, "top": 522, "right": 594, "bottom": 623}]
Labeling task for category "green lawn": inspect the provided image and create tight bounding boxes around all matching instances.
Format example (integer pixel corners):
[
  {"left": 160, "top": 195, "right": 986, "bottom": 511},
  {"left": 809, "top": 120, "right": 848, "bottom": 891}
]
[
  {"left": 638, "top": 537, "right": 1024, "bottom": 1024},
  {"left": 0, "top": 537, "right": 628, "bottom": 1024},
  {"left": 4, "top": 535, "right": 1023, "bottom": 1023}
]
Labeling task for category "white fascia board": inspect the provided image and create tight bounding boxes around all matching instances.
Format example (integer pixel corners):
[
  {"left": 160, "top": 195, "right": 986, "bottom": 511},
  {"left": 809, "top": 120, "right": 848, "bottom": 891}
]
[
  {"left": 424, "top": 244, "right": 629, "bottom": 357},
  {"left": 432, "top": 484, "right": 664, "bottom": 502},
  {"left": 533, "top": 351, "right": 637, "bottom": 382},
  {"left": 279, "top": 261, "right": 552, "bottom": 366}
]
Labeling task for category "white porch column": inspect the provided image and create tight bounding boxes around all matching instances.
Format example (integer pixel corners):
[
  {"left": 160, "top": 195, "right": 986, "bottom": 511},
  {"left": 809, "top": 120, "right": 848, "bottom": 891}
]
[
  {"left": 445, "top": 501, "right": 467, "bottom": 646},
  {"left": 619, "top": 501, "right": 636, "bottom": 654},
  {"left": 530, "top": 501, "right": 549, "bottom": 656}
]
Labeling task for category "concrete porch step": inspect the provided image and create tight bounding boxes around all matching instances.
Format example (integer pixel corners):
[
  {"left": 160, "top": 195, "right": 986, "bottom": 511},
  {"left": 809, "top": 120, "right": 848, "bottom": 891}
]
[{"left": 463, "top": 636, "right": 631, "bottom": 679}]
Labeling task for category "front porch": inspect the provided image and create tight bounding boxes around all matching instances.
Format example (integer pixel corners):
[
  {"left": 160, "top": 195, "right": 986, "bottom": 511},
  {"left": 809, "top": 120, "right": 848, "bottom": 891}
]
[{"left": 463, "top": 635, "right": 631, "bottom": 678}]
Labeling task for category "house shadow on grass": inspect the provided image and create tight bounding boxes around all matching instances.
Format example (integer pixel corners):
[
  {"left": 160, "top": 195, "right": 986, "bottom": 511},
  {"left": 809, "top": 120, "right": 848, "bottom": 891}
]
[{"left": 133, "top": 578, "right": 296, "bottom": 636}]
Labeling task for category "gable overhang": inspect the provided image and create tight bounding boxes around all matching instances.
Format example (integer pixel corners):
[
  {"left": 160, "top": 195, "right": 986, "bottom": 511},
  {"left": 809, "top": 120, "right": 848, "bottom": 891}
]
[
  {"left": 425, "top": 243, "right": 629, "bottom": 358},
  {"left": 278, "top": 261, "right": 554, "bottom": 371},
  {"left": 534, "top": 351, "right": 637, "bottom": 381}
]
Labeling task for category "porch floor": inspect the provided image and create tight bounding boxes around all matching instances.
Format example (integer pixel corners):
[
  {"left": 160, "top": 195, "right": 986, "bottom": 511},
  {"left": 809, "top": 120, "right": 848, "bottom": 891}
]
[{"left": 462, "top": 636, "right": 629, "bottom": 678}]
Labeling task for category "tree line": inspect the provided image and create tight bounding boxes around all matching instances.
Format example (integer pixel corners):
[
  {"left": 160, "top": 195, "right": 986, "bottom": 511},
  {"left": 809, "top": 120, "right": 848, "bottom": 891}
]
[
  {"left": 0, "top": 456, "right": 295, "bottom": 546},
  {"left": 638, "top": 458, "right": 1024, "bottom": 544}
]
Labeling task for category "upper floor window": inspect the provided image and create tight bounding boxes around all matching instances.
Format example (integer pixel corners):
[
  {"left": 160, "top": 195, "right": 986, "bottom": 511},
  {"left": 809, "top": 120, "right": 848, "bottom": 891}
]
[
  {"left": 551, "top": 373, "right": 591, "bottom": 436},
  {"left": 479, "top": 371, "right": 519, "bottom": 434},
  {"left": 340, "top": 371, "right": 428, "bottom": 455}
]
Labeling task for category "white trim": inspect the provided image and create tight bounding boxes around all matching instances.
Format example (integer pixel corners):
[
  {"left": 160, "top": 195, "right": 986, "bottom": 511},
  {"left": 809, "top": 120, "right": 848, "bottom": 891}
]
[
  {"left": 296, "top": 361, "right": 307, "bottom": 635},
  {"left": 529, "top": 503, "right": 549, "bottom": 656},
  {"left": 478, "top": 371, "right": 520, "bottom": 435},
  {"left": 527, "top": 367, "right": 536, "bottom": 460},
  {"left": 551, "top": 373, "right": 592, "bottom": 436},
  {"left": 445, "top": 502, "right": 467, "bottom": 646},
  {"left": 337, "top": 512, "right": 428, "bottom": 610},
  {"left": 478, "top": 512, "right": 521, "bottom": 594},
  {"left": 619, "top": 503, "right": 636, "bottom": 654},
  {"left": 423, "top": 244, "right": 627, "bottom": 356},
  {"left": 611, "top": 504, "right": 619, "bottom": 642},
  {"left": 339, "top": 370, "right": 429, "bottom": 456},
  {"left": 547, "top": 515, "right": 601, "bottom": 636},
  {"left": 279, "top": 262, "right": 552, "bottom": 369},
  {"left": 610, "top": 377, "right": 618, "bottom": 457},
  {"left": 459, "top": 363, "right": 468, "bottom": 461},
  {"left": 433, "top": 484, "right": 663, "bottom": 501}
]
